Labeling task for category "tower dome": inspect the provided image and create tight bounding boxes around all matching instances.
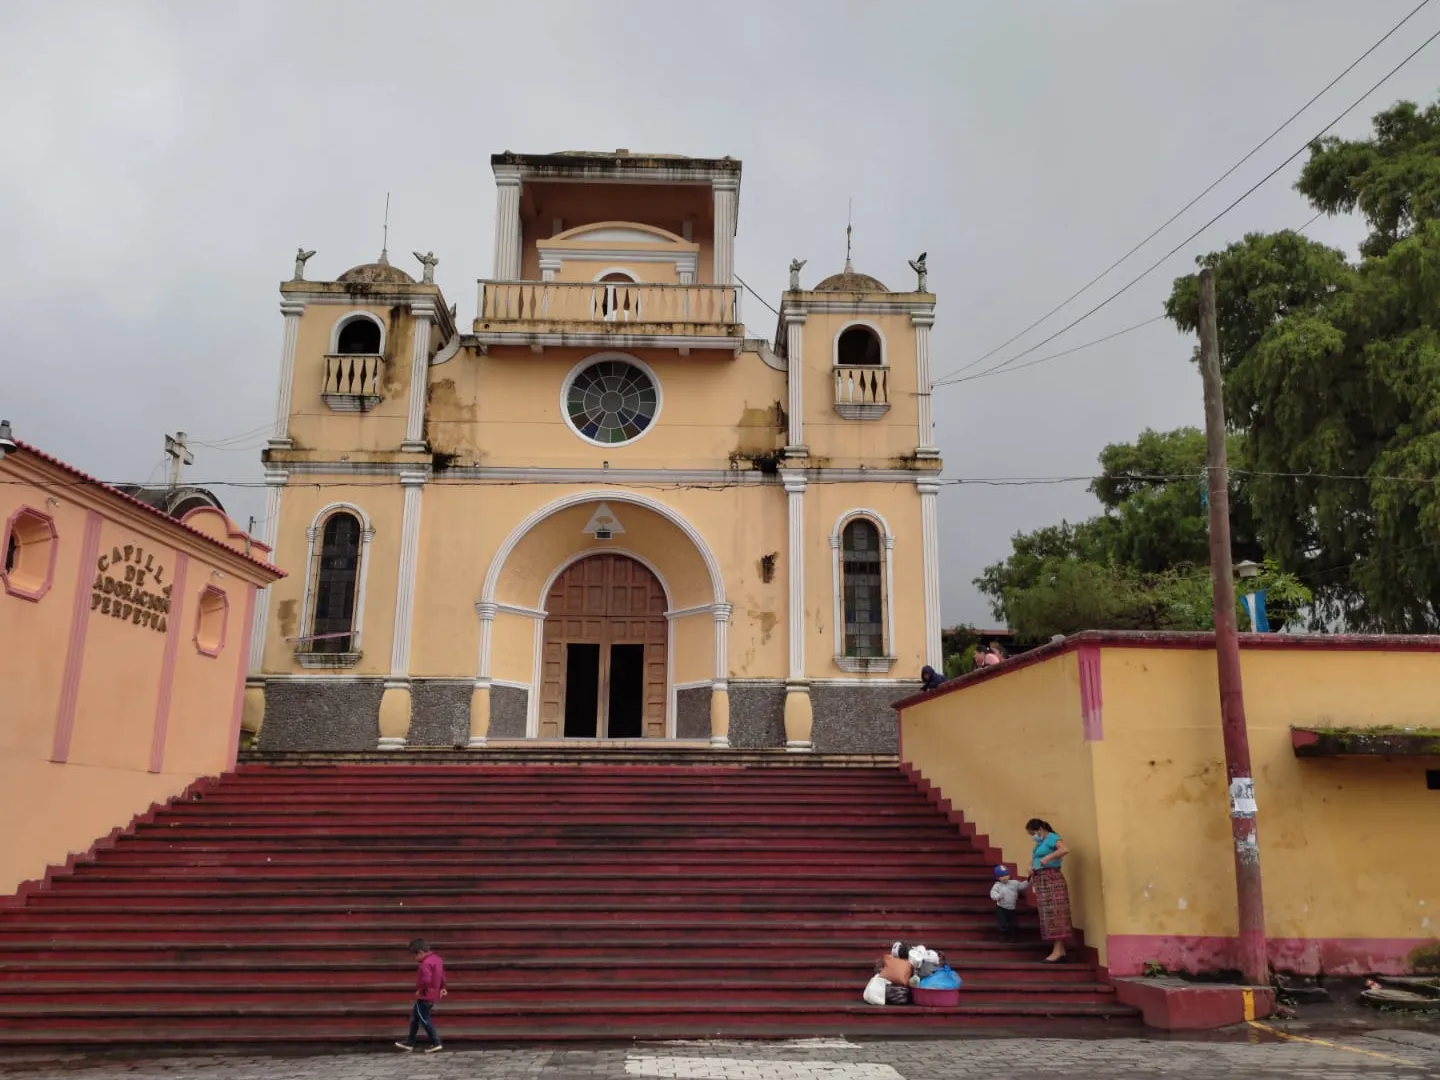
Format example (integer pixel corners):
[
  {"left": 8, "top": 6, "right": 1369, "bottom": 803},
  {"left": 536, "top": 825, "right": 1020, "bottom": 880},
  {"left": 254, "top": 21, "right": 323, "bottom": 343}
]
[
  {"left": 336, "top": 251, "right": 415, "bottom": 285},
  {"left": 813, "top": 265, "right": 889, "bottom": 292}
]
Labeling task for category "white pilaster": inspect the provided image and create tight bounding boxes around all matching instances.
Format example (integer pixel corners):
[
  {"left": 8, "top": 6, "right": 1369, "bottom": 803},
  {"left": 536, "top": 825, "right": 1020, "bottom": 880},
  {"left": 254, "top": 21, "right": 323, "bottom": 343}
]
[
  {"left": 712, "top": 178, "right": 738, "bottom": 285},
  {"left": 402, "top": 304, "right": 435, "bottom": 451},
  {"left": 912, "top": 312, "right": 939, "bottom": 457},
  {"left": 492, "top": 166, "right": 523, "bottom": 280},
  {"left": 783, "top": 472, "right": 807, "bottom": 681},
  {"left": 917, "top": 478, "right": 943, "bottom": 670},
  {"left": 712, "top": 602, "right": 732, "bottom": 687},
  {"left": 247, "top": 469, "right": 287, "bottom": 675},
  {"left": 474, "top": 601, "right": 498, "bottom": 681},
  {"left": 785, "top": 311, "right": 807, "bottom": 451},
  {"left": 269, "top": 301, "right": 304, "bottom": 448},
  {"left": 884, "top": 534, "right": 897, "bottom": 656},
  {"left": 353, "top": 525, "right": 375, "bottom": 652},
  {"left": 829, "top": 534, "right": 843, "bottom": 659},
  {"left": 389, "top": 470, "right": 427, "bottom": 677}
]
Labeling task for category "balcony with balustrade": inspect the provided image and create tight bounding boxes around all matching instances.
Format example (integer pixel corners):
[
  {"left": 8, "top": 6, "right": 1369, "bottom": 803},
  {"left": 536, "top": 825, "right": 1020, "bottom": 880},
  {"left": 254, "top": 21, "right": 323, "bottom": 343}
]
[
  {"left": 834, "top": 365, "right": 889, "bottom": 419},
  {"left": 473, "top": 280, "right": 744, "bottom": 354},
  {"left": 321, "top": 353, "right": 385, "bottom": 412}
]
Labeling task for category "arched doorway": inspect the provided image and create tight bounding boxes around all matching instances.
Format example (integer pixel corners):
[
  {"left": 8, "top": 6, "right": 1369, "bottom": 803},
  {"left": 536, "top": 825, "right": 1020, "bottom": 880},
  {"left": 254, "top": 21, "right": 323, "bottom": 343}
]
[{"left": 539, "top": 554, "right": 667, "bottom": 738}]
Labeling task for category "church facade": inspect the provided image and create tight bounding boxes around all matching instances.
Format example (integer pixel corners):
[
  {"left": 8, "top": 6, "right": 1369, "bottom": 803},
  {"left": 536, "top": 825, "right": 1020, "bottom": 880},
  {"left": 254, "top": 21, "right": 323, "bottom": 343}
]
[{"left": 245, "top": 151, "right": 944, "bottom": 753}]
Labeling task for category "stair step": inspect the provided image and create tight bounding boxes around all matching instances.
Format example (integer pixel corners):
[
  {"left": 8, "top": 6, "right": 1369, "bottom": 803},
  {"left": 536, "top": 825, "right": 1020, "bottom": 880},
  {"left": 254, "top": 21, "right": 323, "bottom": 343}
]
[{"left": 0, "top": 760, "right": 1134, "bottom": 1042}]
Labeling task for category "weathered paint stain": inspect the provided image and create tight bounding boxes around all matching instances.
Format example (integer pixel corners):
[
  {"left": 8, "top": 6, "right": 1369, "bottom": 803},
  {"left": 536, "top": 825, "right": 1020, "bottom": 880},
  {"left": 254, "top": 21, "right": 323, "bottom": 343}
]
[{"left": 276, "top": 598, "right": 298, "bottom": 640}]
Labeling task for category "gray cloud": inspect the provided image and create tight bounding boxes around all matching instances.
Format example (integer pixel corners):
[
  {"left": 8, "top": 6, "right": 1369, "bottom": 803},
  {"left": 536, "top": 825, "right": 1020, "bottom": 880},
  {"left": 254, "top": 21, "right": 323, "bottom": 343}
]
[{"left": 1, "top": 0, "right": 1431, "bottom": 623}]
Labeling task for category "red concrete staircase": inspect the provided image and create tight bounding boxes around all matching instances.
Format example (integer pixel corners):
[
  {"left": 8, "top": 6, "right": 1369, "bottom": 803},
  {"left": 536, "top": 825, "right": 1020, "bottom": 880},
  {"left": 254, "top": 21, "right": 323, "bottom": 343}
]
[{"left": 0, "top": 753, "right": 1139, "bottom": 1045}]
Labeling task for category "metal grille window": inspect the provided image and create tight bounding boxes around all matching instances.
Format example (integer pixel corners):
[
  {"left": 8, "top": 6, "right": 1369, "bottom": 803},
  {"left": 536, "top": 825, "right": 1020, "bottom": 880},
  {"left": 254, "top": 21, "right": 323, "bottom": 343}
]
[
  {"left": 842, "top": 519, "right": 884, "bottom": 657},
  {"left": 310, "top": 513, "right": 361, "bottom": 653}
]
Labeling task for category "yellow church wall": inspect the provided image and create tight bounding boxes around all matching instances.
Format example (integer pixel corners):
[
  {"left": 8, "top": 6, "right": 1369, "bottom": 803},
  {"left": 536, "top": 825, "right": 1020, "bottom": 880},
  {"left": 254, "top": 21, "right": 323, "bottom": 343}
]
[
  {"left": 427, "top": 349, "right": 784, "bottom": 471},
  {"left": 489, "top": 611, "right": 537, "bottom": 684},
  {"left": 286, "top": 303, "right": 415, "bottom": 454},
  {"left": 261, "top": 479, "right": 406, "bottom": 676},
  {"left": 670, "top": 615, "right": 714, "bottom": 684},
  {"left": 801, "top": 482, "right": 928, "bottom": 678},
  {"left": 898, "top": 637, "right": 1440, "bottom": 976},
  {"left": 800, "top": 310, "right": 923, "bottom": 467}
]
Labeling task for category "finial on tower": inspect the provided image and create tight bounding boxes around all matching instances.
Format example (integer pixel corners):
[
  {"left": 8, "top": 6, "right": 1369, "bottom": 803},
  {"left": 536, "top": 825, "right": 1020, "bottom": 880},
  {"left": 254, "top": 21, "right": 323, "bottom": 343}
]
[
  {"left": 844, "top": 198, "right": 853, "bottom": 272},
  {"left": 378, "top": 192, "right": 391, "bottom": 265}
]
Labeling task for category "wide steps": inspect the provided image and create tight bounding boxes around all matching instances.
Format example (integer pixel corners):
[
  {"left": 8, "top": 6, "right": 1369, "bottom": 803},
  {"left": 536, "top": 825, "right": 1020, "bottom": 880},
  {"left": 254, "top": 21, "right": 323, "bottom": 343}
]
[{"left": 0, "top": 759, "right": 1137, "bottom": 1043}]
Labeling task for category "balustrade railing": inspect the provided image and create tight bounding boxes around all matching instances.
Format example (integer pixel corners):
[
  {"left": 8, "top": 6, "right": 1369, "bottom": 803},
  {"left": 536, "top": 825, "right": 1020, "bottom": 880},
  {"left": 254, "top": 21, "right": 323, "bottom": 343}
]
[
  {"left": 477, "top": 281, "right": 740, "bottom": 326},
  {"left": 322, "top": 353, "right": 384, "bottom": 411},
  {"left": 835, "top": 365, "right": 888, "bottom": 408}
]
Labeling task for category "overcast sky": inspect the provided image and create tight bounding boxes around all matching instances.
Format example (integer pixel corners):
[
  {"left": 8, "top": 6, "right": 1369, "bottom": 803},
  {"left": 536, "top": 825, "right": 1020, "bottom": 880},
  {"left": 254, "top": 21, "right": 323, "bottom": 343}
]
[{"left": 2, "top": 0, "right": 1435, "bottom": 624}]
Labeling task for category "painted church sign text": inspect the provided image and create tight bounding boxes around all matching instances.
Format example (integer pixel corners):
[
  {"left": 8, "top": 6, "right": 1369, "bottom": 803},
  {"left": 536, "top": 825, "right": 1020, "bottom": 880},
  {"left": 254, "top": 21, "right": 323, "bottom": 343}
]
[{"left": 91, "top": 544, "right": 171, "bottom": 633}]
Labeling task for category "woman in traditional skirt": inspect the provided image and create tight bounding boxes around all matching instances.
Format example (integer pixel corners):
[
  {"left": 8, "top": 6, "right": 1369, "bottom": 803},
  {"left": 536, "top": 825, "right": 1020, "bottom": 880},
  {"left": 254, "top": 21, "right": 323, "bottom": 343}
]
[{"left": 1025, "top": 817, "right": 1071, "bottom": 962}]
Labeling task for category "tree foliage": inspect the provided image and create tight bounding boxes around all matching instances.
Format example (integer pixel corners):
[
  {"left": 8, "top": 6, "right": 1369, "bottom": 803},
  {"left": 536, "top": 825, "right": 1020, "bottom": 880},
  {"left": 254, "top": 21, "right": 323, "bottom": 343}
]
[
  {"left": 975, "top": 428, "right": 1297, "bottom": 639},
  {"left": 1166, "top": 97, "right": 1440, "bottom": 630}
]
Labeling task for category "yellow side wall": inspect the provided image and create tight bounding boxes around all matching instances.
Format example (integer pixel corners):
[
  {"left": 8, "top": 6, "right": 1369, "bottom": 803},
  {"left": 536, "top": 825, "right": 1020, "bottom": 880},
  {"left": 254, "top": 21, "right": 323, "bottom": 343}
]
[
  {"left": 899, "top": 652, "right": 1108, "bottom": 958},
  {"left": 899, "top": 642, "right": 1440, "bottom": 975}
]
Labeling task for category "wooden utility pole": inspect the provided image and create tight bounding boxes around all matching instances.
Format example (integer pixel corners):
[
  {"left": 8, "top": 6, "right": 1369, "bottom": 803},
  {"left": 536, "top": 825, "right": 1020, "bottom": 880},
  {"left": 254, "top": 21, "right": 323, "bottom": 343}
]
[{"left": 1198, "top": 267, "right": 1268, "bottom": 987}]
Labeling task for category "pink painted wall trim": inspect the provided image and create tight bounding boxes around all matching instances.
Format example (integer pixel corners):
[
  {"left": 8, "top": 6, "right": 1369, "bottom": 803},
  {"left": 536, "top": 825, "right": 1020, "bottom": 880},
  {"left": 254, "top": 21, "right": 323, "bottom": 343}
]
[
  {"left": 225, "top": 584, "right": 257, "bottom": 771},
  {"left": 148, "top": 552, "right": 190, "bottom": 775},
  {"left": 1077, "top": 642, "right": 1103, "bottom": 741},
  {"left": 1106, "top": 933, "right": 1438, "bottom": 977},
  {"left": 192, "top": 584, "right": 229, "bottom": 658},
  {"left": 50, "top": 511, "right": 103, "bottom": 764},
  {"left": 2, "top": 505, "right": 59, "bottom": 602}
]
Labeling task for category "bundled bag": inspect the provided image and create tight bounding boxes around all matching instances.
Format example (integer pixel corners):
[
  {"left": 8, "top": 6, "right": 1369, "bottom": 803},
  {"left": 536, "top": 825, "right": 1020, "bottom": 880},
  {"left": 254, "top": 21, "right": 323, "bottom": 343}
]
[
  {"left": 884, "top": 982, "right": 911, "bottom": 1006},
  {"left": 918, "top": 965, "right": 962, "bottom": 990},
  {"left": 878, "top": 955, "right": 913, "bottom": 986},
  {"left": 863, "top": 974, "right": 888, "bottom": 1006}
]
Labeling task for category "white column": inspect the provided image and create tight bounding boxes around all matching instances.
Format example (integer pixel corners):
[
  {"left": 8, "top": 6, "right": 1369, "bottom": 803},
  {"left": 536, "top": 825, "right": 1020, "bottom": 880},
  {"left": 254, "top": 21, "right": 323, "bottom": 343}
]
[
  {"left": 389, "top": 470, "right": 427, "bottom": 678},
  {"left": 712, "top": 603, "right": 732, "bottom": 687},
  {"left": 269, "top": 301, "right": 304, "bottom": 448},
  {"left": 712, "top": 178, "right": 738, "bottom": 285},
  {"left": 247, "top": 469, "right": 287, "bottom": 675},
  {"left": 917, "top": 478, "right": 943, "bottom": 670},
  {"left": 884, "top": 534, "right": 897, "bottom": 657},
  {"left": 402, "top": 304, "right": 435, "bottom": 451},
  {"left": 492, "top": 166, "right": 523, "bottom": 280},
  {"left": 785, "top": 311, "right": 807, "bottom": 451},
  {"left": 913, "top": 311, "right": 939, "bottom": 457},
  {"left": 296, "top": 524, "right": 319, "bottom": 644},
  {"left": 352, "top": 525, "right": 375, "bottom": 652},
  {"left": 784, "top": 472, "right": 807, "bottom": 681},
  {"left": 829, "top": 533, "right": 843, "bottom": 660}
]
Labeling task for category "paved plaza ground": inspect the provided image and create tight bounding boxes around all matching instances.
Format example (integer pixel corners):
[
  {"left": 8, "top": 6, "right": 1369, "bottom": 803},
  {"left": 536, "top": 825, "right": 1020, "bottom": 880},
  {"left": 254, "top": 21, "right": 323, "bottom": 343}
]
[{"left": 2, "top": 1028, "right": 1439, "bottom": 1080}]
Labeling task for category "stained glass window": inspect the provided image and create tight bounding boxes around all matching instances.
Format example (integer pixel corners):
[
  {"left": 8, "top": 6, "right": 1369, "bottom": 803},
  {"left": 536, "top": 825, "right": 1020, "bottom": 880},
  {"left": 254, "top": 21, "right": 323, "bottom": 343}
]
[{"left": 565, "top": 360, "right": 659, "bottom": 444}]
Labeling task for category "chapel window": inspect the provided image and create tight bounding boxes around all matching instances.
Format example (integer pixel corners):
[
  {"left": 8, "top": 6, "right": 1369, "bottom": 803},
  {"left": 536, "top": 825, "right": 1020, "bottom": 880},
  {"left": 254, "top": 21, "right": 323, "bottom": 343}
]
[
  {"left": 309, "top": 512, "right": 362, "bottom": 653},
  {"left": 2, "top": 507, "right": 58, "bottom": 602},
  {"left": 336, "top": 317, "right": 382, "bottom": 354},
  {"left": 842, "top": 519, "right": 885, "bottom": 657},
  {"left": 564, "top": 358, "right": 661, "bottom": 446}
]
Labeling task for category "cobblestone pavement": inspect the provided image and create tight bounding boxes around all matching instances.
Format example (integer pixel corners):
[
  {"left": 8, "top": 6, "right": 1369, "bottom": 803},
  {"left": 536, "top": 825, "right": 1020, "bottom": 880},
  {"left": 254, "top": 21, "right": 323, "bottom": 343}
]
[{"left": 1, "top": 1032, "right": 1439, "bottom": 1080}]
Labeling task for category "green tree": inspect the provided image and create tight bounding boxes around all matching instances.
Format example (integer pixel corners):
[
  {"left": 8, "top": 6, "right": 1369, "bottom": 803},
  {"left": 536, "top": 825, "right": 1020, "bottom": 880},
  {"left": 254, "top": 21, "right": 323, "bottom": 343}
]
[{"left": 1166, "top": 96, "right": 1440, "bottom": 630}]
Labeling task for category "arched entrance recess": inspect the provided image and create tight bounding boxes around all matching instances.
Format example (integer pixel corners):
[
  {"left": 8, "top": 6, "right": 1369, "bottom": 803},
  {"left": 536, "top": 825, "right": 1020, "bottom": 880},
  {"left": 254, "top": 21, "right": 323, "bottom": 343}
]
[{"left": 540, "top": 553, "right": 667, "bottom": 738}]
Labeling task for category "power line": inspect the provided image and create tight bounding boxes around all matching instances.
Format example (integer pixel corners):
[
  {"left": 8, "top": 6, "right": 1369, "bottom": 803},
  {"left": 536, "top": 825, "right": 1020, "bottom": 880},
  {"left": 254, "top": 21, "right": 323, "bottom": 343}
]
[
  {"left": 938, "top": 210, "right": 1323, "bottom": 389},
  {"left": 932, "top": 5, "right": 1439, "bottom": 386},
  {"left": 734, "top": 272, "right": 780, "bottom": 318}
]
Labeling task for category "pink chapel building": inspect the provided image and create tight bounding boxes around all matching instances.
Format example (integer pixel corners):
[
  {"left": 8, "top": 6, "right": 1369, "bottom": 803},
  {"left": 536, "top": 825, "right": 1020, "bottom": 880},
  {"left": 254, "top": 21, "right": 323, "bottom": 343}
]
[{"left": 0, "top": 427, "right": 283, "bottom": 894}]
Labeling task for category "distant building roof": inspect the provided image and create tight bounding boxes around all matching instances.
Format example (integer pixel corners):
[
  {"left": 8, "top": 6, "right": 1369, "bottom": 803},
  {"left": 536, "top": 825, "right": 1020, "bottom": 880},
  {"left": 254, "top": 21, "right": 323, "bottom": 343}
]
[{"left": 112, "top": 484, "right": 226, "bottom": 521}]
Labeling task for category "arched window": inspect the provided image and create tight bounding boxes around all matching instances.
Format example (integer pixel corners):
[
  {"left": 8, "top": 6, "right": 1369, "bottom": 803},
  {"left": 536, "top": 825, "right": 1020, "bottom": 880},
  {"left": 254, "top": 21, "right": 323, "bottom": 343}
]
[
  {"left": 596, "top": 271, "right": 639, "bottom": 320},
  {"left": 841, "top": 519, "right": 884, "bottom": 657},
  {"left": 310, "top": 512, "right": 362, "bottom": 653},
  {"left": 836, "top": 325, "right": 882, "bottom": 368},
  {"left": 336, "top": 317, "right": 382, "bottom": 354}
]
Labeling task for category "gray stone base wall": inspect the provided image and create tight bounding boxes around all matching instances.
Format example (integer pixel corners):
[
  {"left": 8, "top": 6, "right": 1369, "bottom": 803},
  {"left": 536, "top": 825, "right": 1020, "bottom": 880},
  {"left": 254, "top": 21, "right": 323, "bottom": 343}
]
[
  {"left": 257, "top": 678, "right": 383, "bottom": 751},
  {"left": 409, "top": 680, "right": 473, "bottom": 747},
  {"left": 809, "top": 682, "right": 918, "bottom": 754},
  {"left": 675, "top": 686, "right": 712, "bottom": 740},
  {"left": 488, "top": 684, "right": 529, "bottom": 739},
  {"left": 727, "top": 681, "right": 786, "bottom": 748}
]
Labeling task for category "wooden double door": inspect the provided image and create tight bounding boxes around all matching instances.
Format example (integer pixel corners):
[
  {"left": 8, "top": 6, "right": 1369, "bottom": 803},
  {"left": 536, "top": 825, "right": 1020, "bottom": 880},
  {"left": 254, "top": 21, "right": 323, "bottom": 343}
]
[{"left": 539, "top": 554, "right": 667, "bottom": 738}]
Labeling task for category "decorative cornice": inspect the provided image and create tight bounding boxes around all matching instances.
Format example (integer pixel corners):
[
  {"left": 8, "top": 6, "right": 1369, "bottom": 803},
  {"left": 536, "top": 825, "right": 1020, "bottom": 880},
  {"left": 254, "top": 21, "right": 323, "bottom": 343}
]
[
  {"left": 469, "top": 331, "right": 743, "bottom": 353},
  {"left": 474, "top": 601, "right": 498, "bottom": 621},
  {"left": 781, "top": 471, "right": 808, "bottom": 494},
  {"left": 263, "top": 469, "right": 289, "bottom": 487},
  {"left": 915, "top": 478, "right": 942, "bottom": 495},
  {"left": 399, "top": 469, "right": 431, "bottom": 487},
  {"left": 272, "top": 461, "right": 940, "bottom": 485},
  {"left": 792, "top": 300, "right": 936, "bottom": 316}
]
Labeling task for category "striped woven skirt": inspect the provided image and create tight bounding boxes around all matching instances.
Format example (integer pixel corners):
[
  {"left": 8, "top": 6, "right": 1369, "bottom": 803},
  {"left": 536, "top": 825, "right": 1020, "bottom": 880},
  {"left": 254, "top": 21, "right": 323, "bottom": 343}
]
[{"left": 1031, "top": 868, "right": 1073, "bottom": 942}]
